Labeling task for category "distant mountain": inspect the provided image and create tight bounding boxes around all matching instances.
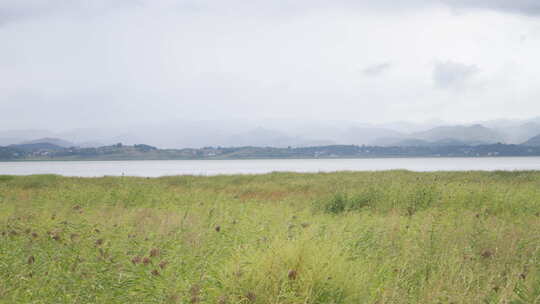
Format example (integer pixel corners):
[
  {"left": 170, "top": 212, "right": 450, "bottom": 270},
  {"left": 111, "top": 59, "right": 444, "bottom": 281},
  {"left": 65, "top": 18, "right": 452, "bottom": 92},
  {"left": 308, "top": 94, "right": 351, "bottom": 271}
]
[
  {"left": 0, "top": 129, "right": 55, "bottom": 145},
  {"left": 372, "top": 125, "right": 504, "bottom": 147},
  {"left": 411, "top": 124, "right": 504, "bottom": 145},
  {"left": 339, "top": 127, "right": 404, "bottom": 145},
  {"left": 21, "top": 137, "right": 74, "bottom": 147},
  {"left": 0, "top": 137, "right": 21, "bottom": 146},
  {"left": 494, "top": 122, "right": 540, "bottom": 144},
  {"left": 522, "top": 134, "right": 540, "bottom": 146},
  {"left": 225, "top": 127, "right": 333, "bottom": 147},
  {"left": 9, "top": 142, "right": 65, "bottom": 152}
]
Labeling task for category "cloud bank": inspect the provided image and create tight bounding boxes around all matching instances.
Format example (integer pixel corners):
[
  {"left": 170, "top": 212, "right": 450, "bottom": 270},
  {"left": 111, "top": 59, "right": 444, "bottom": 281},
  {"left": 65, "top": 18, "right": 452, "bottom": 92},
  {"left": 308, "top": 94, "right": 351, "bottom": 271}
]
[{"left": 0, "top": 0, "right": 539, "bottom": 132}]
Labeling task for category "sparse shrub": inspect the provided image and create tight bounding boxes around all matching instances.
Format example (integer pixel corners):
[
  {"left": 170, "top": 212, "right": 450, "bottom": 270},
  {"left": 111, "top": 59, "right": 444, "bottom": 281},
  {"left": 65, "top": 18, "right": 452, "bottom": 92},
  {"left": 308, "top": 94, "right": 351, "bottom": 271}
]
[
  {"left": 0, "top": 175, "right": 14, "bottom": 182},
  {"left": 11, "top": 174, "right": 61, "bottom": 189},
  {"left": 315, "top": 188, "right": 381, "bottom": 214},
  {"left": 405, "top": 184, "right": 439, "bottom": 216}
]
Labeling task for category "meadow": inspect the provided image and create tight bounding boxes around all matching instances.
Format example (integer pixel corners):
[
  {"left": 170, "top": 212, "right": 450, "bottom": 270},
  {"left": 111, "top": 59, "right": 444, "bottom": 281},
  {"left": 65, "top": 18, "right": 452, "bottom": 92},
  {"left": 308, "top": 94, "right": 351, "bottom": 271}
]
[{"left": 1, "top": 171, "right": 540, "bottom": 303}]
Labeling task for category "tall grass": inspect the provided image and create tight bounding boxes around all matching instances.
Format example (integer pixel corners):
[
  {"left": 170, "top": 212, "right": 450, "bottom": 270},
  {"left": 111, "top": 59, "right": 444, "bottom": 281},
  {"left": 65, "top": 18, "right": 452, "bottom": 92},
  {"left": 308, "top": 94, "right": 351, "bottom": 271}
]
[{"left": 1, "top": 171, "right": 540, "bottom": 303}]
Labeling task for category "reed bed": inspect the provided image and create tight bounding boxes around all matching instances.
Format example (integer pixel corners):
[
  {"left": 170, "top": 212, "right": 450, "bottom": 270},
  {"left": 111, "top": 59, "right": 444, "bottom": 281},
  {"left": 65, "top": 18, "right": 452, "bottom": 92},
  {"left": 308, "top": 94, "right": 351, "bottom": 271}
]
[{"left": 1, "top": 171, "right": 540, "bottom": 303}]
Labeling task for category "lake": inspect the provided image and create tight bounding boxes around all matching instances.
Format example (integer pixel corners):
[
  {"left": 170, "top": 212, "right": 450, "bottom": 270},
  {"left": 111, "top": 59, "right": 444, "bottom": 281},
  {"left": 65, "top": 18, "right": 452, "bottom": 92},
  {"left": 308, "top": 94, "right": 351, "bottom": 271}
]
[{"left": 1, "top": 157, "right": 540, "bottom": 177}]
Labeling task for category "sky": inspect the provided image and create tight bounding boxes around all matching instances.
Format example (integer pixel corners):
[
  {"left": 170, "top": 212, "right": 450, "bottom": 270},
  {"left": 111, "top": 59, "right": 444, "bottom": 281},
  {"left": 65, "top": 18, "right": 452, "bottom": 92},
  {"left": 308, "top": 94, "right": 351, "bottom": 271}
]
[{"left": 1, "top": 0, "right": 540, "bottom": 132}]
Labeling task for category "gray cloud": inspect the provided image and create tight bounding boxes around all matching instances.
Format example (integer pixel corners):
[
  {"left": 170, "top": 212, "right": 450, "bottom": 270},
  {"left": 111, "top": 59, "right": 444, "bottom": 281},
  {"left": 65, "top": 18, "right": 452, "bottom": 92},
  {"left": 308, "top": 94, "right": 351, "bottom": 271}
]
[
  {"left": 362, "top": 62, "right": 393, "bottom": 77},
  {"left": 1, "top": 0, "right": 540, "bottom": 26},
  {"left": 444, "top": 0, "right": 540, "bottom": 16},
  {"left": 433, "top": 61, "right": 480, "bottom": 89},
  {"left": 1, "top": 0, "right": 540, "bottom": 133}
]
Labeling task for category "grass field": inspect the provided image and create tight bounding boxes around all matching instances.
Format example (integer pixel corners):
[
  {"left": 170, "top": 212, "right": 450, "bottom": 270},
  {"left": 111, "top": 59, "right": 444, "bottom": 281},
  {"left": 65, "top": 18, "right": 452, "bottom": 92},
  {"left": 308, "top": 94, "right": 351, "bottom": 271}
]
[{"left": 2, "top": 171, "right": 540, "bottom": 303}]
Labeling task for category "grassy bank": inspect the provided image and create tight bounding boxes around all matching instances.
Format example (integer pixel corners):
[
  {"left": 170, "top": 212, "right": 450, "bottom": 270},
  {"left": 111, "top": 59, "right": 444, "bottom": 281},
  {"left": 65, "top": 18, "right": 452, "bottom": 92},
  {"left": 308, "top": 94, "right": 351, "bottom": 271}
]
[{"left": 1, "top": 171, "right": 540, "bottom": 303}]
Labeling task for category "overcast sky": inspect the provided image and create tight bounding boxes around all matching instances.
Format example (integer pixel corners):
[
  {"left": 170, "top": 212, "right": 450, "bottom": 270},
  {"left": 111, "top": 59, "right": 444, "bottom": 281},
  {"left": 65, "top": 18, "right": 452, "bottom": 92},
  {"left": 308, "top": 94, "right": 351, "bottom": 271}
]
[{"left": 1, "top": 0, "right": 540, "bottom": 131}]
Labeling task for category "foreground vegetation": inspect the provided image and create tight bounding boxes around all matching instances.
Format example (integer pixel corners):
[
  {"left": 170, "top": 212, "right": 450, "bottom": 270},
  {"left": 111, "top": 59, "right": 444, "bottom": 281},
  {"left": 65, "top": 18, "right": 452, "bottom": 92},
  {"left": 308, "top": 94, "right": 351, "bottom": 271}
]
[{"left": 1, "top": 171, "right": 540, "bottom": 303}]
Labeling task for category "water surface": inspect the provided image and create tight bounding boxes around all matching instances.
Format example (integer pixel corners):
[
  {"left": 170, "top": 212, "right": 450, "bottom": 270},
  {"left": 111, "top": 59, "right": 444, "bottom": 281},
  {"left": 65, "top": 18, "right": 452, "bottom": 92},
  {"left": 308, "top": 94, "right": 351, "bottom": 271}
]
[{"left": 1, "top": 157, "right": 540, "bottom": 177}]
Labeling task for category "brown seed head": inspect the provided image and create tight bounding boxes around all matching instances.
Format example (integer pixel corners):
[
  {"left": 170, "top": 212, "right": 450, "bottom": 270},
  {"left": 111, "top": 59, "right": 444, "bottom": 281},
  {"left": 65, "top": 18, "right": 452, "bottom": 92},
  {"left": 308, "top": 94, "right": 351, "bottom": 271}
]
[
  {"left": 481, "top": 250, "right": 493, "bottom": 259},
  {"left": 245, "top": 292, "right": 256, "bottom": 302},
  {"left": 167, "top": 294, "right": 180, "bottom": 302},
  {"left": 27, "top": 256, "right": 35, "bottom": 265},
  {"left": 190, "top": 284, "right": 201, "bottom": 297},
  {"left": 149, "top": 248, "right": 160, "bottom": 258},
  {"left": 95, "top": 239, "right": 104, "bottom": 246},
  {"left": 73, "top": 205, "right": 81, "bottom": 210},
  {"left": 31, "top": 232, "right": 38, "bottom": 238},
  {"left": 94, "top": 228, "right": 100, "bottom": 234},
  {"left": 131, "top": 256, "right": 142, "bottom": 265},
  {"left": 215, "top": 225, "right": 221, "bottom": 232},
  {"left": 288, "top": 269, "right": 298, "bottom": 280},
  {"left": 151, "top": 269, "right": 160, "bottom": 276},
  {"left": 301, "top": 223, "right": 310, "bottom": 228},
  {"left": 52, "top": 234, "right": 61, "bottom": 241},
  {"left": 159, "top": 260, "right": 168, "bottom": 269},
  {"left": 143, "top": 257, "right": 151, "bottom": 265},
  {"left": 217, "top": 295, "right": 229, "bottom": 304}
]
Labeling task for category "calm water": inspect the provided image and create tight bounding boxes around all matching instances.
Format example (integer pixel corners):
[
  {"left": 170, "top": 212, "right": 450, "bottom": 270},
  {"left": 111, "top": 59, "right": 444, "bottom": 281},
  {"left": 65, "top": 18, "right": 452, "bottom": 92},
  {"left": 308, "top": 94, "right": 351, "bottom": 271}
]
[{"left": 1, "top": 157, "right": 540, "bottom": 177}]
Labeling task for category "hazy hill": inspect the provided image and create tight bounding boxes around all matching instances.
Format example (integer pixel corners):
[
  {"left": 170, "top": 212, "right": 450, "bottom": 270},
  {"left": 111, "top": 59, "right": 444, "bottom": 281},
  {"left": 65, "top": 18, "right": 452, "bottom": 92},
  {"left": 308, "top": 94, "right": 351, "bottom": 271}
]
[
  {"left": 339, "top": 127, "right": 404, "bottom": 145},
  {"left": 21, "top": 138, "right": 74, "bottom": 147},
  {"left": 225, "top": 127, "right": 335, "bottom": 148},
  {"left": 522, "top": 134, "right": 540, "bottom": 146},
  {"left": 411, "top": 124, "right": 504, "bottom": 145},
  {"left": 9, "top": 142, "right": 65, "bottom": 152},
  {"left": 496, "top": 122, "right": 540, "bottom": 144}
]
